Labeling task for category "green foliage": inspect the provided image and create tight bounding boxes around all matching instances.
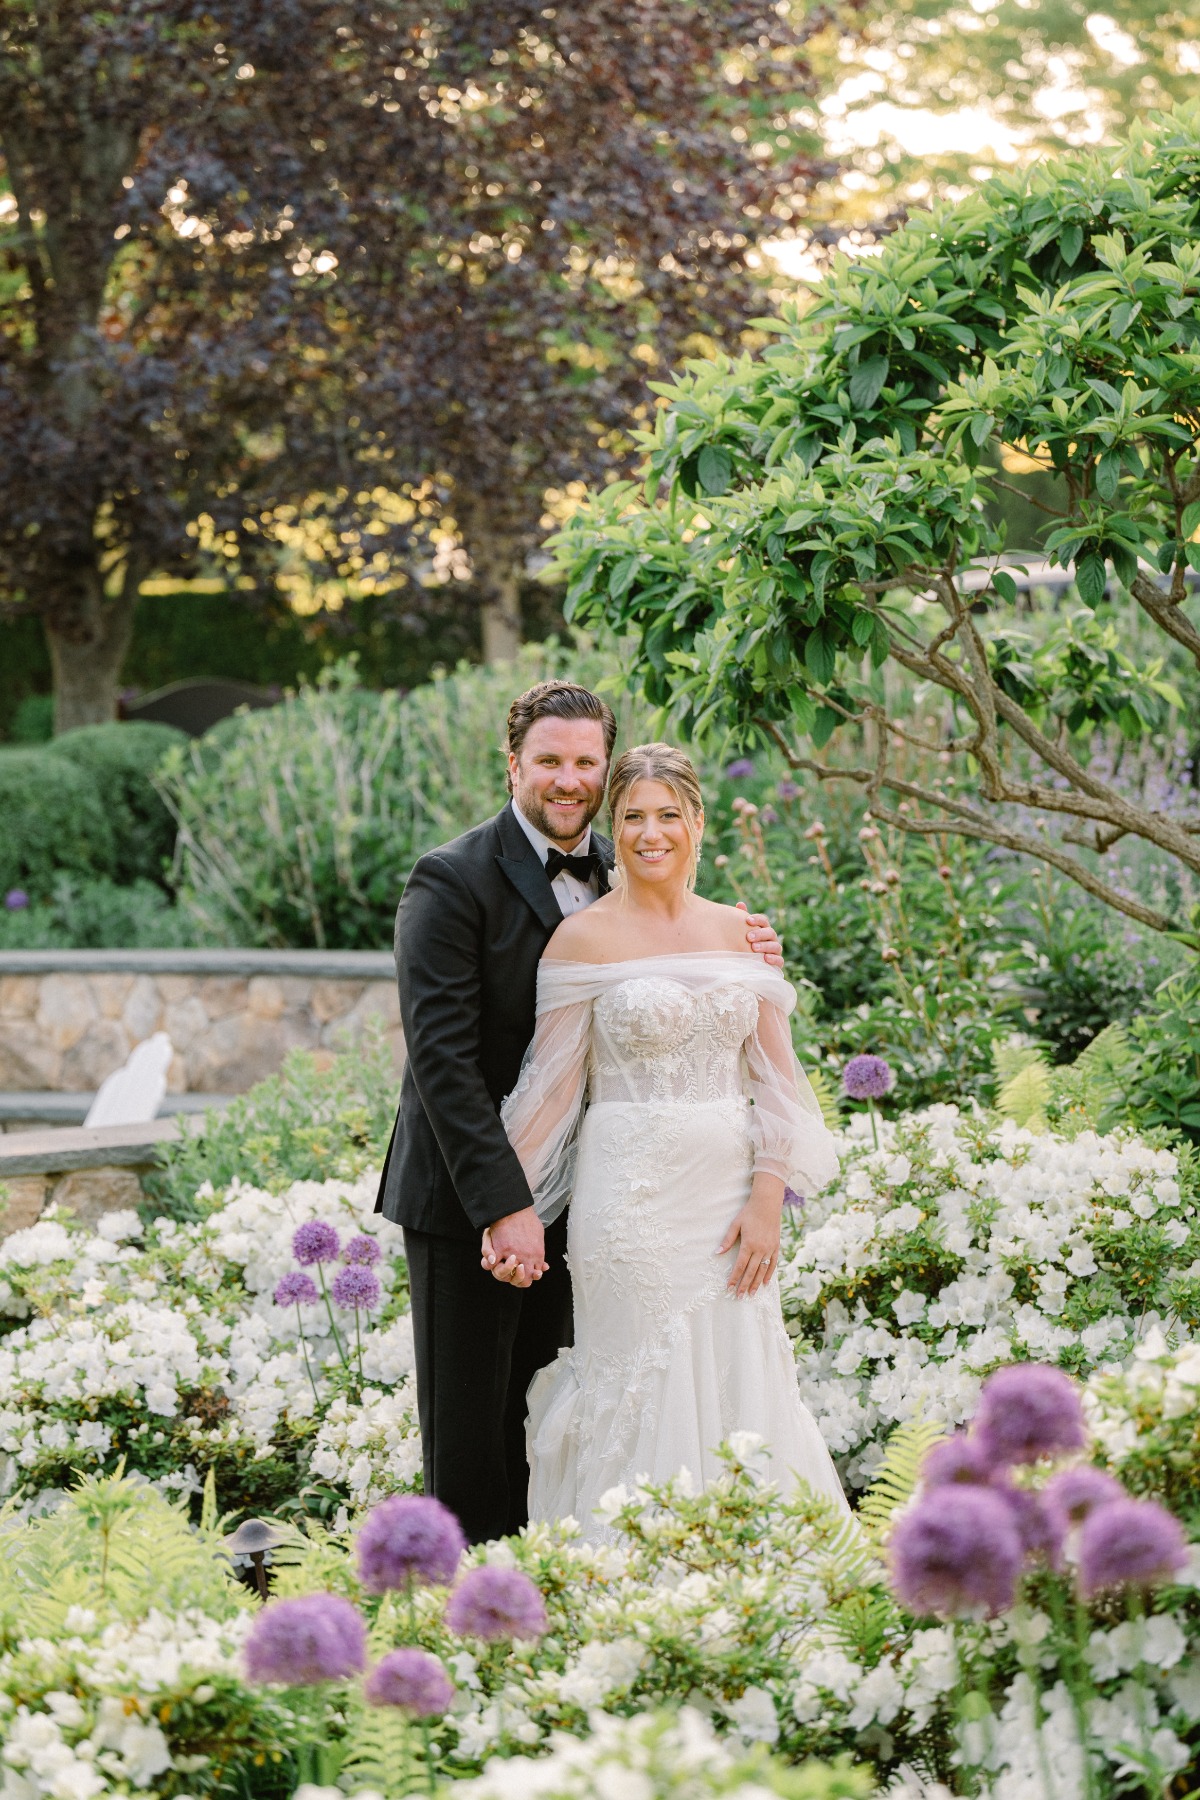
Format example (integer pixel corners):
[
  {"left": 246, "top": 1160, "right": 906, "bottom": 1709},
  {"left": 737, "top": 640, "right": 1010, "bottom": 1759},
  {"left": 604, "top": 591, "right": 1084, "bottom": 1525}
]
[
  {"left": 702, "top": 774, "right": 1023, "bottom": 1106},
  {"left": 0, "top": 722, "right": 183, "bottom": 901},
  {"left": 0, "top": 1471, "right": 294, "bottom": 1799},
  {"left": 160, "top": 643, "right": 652, "bottom": 949},
  {"left": 0, "top": 874, "right": 194, "bottom": 949},
  {"left": 46, "top": 721, "right": 187, "bottom": 886},
  {"left": 0, "top": 1468, "right": 245, "bottom": 1645},
  {"left": 855, "top": 1416, "right": 947, "bottom": 1547},
  {"left": 995, "top": 1057, "right": 1053, "bottom": 1131},
  {"left": 0, "top": 745, "right": 117, "bottom": 898},
  {"left": 145, "top": 1024, "right": 400, "bottom": 1219},
  {"left": 1118, "top": 967, "right": 1200, "bottom": 1144},
  {"left": 1087, "top": 1330, "right": 1200, "bottom": 1533},
  {"left": 991, "top": 967, "right": 1200, "bottom": 1147},
  {"left": 554, "top": 108, "right": 1200, "bottom": 937},
  {"left": 9, "top": 691, "right": 53, "bottom": 743}
]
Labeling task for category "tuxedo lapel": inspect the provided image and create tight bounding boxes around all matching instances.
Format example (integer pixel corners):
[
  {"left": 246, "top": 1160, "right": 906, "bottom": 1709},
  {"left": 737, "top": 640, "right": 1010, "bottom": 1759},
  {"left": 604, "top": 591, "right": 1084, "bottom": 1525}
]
[{"left": 495, "top": 803, "right": 565, "bottom": 934}]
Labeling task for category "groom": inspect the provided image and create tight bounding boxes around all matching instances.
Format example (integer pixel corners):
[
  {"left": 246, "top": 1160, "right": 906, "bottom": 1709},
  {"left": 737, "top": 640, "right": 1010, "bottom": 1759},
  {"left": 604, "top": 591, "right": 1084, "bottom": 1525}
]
[{"left": 375, "top": 679, "right": 782, "bottom": 1542}]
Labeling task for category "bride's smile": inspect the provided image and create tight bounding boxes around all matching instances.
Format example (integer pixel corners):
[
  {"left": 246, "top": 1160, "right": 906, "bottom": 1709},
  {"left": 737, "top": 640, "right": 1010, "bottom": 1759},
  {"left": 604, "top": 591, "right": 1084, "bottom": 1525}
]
[{"left": 619, "top": 778, "right": 701, "bottom": 887}]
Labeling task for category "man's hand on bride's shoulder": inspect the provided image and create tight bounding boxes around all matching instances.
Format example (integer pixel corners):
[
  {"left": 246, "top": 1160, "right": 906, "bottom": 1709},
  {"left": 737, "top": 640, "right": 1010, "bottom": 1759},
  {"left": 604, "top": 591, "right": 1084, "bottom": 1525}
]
[
  {"left": 736, "top": 901, "right": 785, "bottom": 969},
  {"left": 482, "top": 1207, "right": 548, "bottom": 1287}
]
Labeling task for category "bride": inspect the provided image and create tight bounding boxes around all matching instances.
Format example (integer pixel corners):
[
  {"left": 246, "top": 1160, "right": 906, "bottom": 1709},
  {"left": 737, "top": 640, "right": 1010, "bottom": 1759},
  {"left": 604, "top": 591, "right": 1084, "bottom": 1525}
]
[{"left": 482, "top": 742, "right": 848, "bottom": 1535}]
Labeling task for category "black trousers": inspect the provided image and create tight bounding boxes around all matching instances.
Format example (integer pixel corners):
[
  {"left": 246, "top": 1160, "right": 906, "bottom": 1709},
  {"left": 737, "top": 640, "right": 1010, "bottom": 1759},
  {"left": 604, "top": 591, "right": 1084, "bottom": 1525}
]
[{"left": 403, "top": 1212, "right": 572, "bottom": 1544}]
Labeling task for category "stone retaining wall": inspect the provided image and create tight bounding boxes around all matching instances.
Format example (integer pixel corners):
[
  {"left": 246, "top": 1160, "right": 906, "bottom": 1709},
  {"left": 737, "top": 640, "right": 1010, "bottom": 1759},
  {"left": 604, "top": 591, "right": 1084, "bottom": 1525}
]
[{"left": 0, "top": 949, "right": 401, "bottom": 1096}]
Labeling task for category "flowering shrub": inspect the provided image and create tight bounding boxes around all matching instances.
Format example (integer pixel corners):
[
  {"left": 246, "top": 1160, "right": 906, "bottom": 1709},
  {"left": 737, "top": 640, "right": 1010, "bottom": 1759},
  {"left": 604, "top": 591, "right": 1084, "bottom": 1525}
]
[
  {"left": 1085, "top": 1329, "right": 1200, "bottom": 1532},
  {"left": 0, "top": 1177, "right": 419, "bottom": 1515},
  {"left": 4, "top": 1113, "right": 1200, "bottom": 1797},
  {"left": 779, "top": 1108, "right": 1200, "bottom": 1486},
  {"left": 442, "top": 1707, "right": 873, "bottom": 1799},
  {"left": 0, "top": 1473, "right": 293, "bottom": 1799}
]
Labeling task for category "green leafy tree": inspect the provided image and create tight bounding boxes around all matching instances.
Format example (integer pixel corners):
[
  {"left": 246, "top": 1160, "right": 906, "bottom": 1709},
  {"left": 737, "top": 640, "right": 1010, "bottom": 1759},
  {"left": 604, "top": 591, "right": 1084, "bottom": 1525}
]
[{"left": 556, "top": 107, "right": 1200, "bottom": 942}]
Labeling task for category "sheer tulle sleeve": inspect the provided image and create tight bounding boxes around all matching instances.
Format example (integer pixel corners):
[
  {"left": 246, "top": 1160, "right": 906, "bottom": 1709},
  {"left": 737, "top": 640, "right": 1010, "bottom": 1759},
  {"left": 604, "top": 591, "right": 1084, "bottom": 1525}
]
[
  {"left": 500, "top": 985, "right": 593, "bottom": 1225},
  {"left": 744, "top": 998, "right": 839, "bottom": 1197}
]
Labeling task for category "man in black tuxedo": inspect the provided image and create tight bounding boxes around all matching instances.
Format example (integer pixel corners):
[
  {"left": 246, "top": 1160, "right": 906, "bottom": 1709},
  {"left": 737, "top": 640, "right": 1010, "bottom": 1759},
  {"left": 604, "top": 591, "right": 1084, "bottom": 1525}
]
[{"left": 376, "top": 679, "right": 781, "bottom": 1542}]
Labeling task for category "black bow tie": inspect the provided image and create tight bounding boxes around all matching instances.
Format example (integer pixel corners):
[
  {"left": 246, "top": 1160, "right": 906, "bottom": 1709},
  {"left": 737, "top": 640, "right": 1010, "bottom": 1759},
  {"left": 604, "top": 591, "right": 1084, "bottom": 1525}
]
[{"left": 545, "top": 846, "right": 598, "bottom": 883}]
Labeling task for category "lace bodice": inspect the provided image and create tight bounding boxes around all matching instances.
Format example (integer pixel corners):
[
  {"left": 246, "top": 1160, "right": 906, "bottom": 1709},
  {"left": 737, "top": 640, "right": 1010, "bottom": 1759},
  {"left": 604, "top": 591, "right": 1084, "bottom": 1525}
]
[
  {"left": 501, "top": 953, "right": 838, "bottom": 1224},
  {"left": 590, "top": 976, "right": 759, "bottom": 1105}
]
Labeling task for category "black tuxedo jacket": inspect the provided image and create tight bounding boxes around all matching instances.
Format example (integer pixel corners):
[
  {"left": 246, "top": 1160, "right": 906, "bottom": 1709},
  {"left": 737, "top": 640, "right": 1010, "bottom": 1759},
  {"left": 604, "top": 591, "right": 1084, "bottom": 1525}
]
[{"left": 375, "top": 802, "right": 614, "bottom": 1240}]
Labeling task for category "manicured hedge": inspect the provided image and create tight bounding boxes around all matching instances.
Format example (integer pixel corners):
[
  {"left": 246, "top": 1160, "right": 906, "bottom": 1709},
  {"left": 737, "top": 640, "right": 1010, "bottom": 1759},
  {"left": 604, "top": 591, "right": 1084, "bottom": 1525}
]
[
  {"left": 0, "top": 721, "right": 185, "bottom": 899},
  {"left": 0, "top": 748, "right": 117, "bottom": 898},
  {"left": 46, "top": 721, "right": 185, "bottom": 885}
]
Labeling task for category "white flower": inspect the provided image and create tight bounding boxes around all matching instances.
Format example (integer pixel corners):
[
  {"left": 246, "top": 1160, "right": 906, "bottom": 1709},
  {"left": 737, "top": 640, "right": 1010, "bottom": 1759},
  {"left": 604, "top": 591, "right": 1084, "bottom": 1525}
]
[
  {"left": 594, "top": 1485, "right": 632, "bottom": 1525},
  {"left": 724, "top": 1685, "right": 779, "bottom": 1744},
  {"left": 892, "top": 1290, "right": 927, "bottom": 1326}
]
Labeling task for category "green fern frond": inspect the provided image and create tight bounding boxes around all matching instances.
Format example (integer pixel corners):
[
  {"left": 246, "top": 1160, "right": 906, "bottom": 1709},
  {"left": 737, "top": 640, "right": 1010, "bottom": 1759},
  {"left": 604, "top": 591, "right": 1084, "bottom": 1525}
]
[
  {"left": 339, "top": 1696, "right": 427, "bottom": 1800},
  {"left": 0, "top": 1472, "right": 246, "bottom": 1635},
  {"left": 825, "top": 1590, "right": 902, "bottom": 1665},
  {"left": 991, "top": 1036, "right": 1047, "bottom": 1087},
  {"left": 806, "top": 1065, "right": 842, "bottom": 1132},
  {"left": 997, "top": 1060, "right": 1052, "bottom": 1131},
  {"left": 857, "top": 1415, "right": 946, "bottom": 1547},
  {"left": 1069, "top": 1022, "right": 1133, "bottom": 1100}
]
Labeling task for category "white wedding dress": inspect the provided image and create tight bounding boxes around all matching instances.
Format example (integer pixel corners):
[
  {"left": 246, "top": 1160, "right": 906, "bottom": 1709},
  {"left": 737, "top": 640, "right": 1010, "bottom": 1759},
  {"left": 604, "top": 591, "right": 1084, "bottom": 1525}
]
[{"left": 501, "top": 951, "right": 848, "bottom": 1537}]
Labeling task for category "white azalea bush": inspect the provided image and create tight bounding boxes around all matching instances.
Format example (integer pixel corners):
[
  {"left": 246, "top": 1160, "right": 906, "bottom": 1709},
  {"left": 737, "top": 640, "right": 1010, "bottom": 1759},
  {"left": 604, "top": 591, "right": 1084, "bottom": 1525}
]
[
  {"left": 780, "top": 1108, "right": 1200, "bottom": 1487},
  {"left": 0, "top": 1472, "right": 293, "bottom": 1800},
  {"left": 0, "top": 1179, "right": 420, "bottom": 1516},
  {"left": 3, "top": 1083, "right": 1200, "bottom": 1800}
]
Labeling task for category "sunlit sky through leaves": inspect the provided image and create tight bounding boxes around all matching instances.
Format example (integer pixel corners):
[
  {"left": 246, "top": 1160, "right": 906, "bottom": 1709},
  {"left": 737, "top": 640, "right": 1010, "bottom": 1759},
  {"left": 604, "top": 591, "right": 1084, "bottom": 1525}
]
[{"left": 765, "top": 4, "right": 1196, "bottom": 281}]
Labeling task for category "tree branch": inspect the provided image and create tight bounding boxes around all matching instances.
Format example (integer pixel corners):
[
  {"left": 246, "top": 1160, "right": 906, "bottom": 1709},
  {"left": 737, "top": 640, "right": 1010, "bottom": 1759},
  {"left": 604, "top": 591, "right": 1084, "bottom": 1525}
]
[
  {"left": 988, "top": 473, "right": 1067, "bottom": 518},
  {"left": 755, "top": 713, "right": 1180, "bottom": 934},
  {"left": 1130, "top": 571, "right": 1200, "bottom": 675}
]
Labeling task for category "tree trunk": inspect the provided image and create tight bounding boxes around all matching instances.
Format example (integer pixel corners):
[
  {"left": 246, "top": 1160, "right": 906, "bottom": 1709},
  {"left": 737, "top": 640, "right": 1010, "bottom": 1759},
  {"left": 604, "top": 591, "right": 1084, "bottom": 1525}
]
[
  {"left": 457, "top": 490, "right": 525, "bottom": 663},
  {"left": 480, "top": 576, "right": 523, "bottom": 663},
  {"left": 45, "top": 583, "right": 136, "bottom": 733}
]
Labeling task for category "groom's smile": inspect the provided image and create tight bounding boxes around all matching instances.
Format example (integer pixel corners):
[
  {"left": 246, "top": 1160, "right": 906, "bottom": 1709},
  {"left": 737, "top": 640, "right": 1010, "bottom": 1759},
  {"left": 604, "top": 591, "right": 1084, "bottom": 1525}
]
[{"left": 508, "top": 716, "right": 610, "bottom": 848}]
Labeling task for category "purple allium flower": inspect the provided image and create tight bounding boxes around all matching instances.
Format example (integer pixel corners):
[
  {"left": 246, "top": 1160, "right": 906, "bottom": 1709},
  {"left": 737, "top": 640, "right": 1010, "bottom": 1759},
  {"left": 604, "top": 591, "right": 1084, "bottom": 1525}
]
[
  {"left": 364, "top": 1648, "right": 454, "bottom": 1716},
  {"left": 330, "top": 1265, "right": 382, "bottom": 1311},
  {"left": 782, "top": 1185, "right": 805, "bottom": 1211},
  {"left": 4, "top": 889, "right": 29, "bottom": 911},
  {"left": 889, "top": 1486, "right": 1023, "bottom": 1618},
  {"left": 921, "top": 1432, "right": 999, "bottom": 1488},
  {"left": 843, "top": 1054, "right": 895, "bottom": 1100},
  {"left": 999, "top": 1485, "right": 1064, "bottom": 1571},
  {"left": 445, "top": 1565, "right": 548, "bottom": 1642},
  {"left": 1077, "top": 1498, "right": 1188, "bottom": 1600},
  {"left": 777, "top": 780, "right": 800, "bottom": 801},
  {"left": 1044, "top": 1466, "right": 1124, "bottom": 1529},
  {"left": 355, "top": 1494, "right": 465, "bottom": 1593},
  {"left": 974, "top": 1363, "right": 1087, "bottom": 1466},
  {"left": 292, "top": 1220, "right": 341, "bottom": 1265},
  {"left": 342, "top": 1235, "right": 382, "bottom": 1267},
  {"left": 274, "top": 1271, "right": 319, "bottom": 1308},
  {"left": 243, "top": 1593, "right": 367, "bottom": 1686},
  {"left": 726, "top": 757, "right": 755, "bottom": 779}
]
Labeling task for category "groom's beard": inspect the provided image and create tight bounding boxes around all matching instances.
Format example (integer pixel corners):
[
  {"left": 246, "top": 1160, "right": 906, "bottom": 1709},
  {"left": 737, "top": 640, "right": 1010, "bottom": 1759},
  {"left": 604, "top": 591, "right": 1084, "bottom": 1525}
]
[{"left": 516, "top": 783, "right": 606, "bottom": 845}]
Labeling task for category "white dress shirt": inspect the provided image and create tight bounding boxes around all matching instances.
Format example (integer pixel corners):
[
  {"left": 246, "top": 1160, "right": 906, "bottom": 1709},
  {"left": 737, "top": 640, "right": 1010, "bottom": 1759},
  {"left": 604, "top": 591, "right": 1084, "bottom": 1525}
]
[{"left": 511, "top": 799, "right": 600, "bottom": 917}]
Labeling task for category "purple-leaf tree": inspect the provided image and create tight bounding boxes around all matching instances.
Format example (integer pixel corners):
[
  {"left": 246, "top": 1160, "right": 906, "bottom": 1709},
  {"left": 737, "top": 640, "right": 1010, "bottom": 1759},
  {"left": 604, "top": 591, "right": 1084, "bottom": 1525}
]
[{"left": 0, "top": 1, "right": 859, "bottom": 729}]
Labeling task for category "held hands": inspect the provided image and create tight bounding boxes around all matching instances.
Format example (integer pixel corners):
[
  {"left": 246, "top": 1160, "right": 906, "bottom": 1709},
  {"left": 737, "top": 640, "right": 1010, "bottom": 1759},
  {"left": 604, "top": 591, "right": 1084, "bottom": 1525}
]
[
  {"left": 718, "top": 1174, "right": 784, "bottom": 1298},
  {"left": 482, "top": 1206, "right": 548, "bottom": 1288},
  {"left": 737, "top": 901, "right": 784, "bottom": 970}
]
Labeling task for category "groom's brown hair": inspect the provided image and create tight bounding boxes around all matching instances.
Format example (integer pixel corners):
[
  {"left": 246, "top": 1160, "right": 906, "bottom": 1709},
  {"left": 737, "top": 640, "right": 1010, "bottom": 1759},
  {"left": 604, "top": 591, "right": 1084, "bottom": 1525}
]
[{"left": 505, "top": 681, "right": 618, "bottom": 794}]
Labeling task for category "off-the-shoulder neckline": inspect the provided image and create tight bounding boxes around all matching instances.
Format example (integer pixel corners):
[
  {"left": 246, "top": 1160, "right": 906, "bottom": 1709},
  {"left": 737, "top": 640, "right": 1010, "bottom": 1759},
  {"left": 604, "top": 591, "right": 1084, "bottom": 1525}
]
[{"left": 543, "top": 949, "right": 764, "bottom": 970}]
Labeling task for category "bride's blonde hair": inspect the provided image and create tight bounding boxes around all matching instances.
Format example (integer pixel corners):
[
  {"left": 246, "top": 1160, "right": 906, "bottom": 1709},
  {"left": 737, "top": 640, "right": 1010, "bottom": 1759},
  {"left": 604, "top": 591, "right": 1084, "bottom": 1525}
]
[{"left": 608, "top": 743, "right": 705, "bottom": 891}]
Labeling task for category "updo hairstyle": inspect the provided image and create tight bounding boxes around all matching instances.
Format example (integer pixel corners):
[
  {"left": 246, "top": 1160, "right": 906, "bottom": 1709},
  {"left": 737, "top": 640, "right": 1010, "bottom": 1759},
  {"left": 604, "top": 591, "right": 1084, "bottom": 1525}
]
[{"left": 607, "top": 743, "right": 705, "bottom": 890}]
